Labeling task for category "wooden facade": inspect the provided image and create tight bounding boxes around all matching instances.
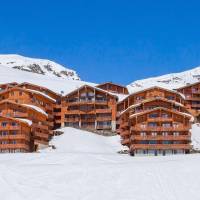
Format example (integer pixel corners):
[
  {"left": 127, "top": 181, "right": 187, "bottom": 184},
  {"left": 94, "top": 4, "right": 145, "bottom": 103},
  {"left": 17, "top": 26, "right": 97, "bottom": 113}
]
[
  {"left": 96, "top": 82, "right": 129, "bottom": 94},
  {"left": 0, "top": 81, "right": 197, "bottom": 155},
  {"left": 61, "top": 85, "right": 118, "bottom": 132},
  {"left": 177, "top": 82, "right": 200, "bottom": 120},
  {"left": 117, "top": 87, "right": 192, "bottom": 156},
  {"left": 0, "top": 116, "right": 31, "bottom": 153},
  {"left": 0, "top": 85, "right": 57, "bottom": 152}
]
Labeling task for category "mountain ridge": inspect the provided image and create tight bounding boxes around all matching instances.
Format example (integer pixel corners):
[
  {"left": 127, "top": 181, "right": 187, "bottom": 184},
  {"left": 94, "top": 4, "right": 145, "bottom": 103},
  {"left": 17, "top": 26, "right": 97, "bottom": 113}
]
[{"left": 0, "top": 54, "right": 80, "bottom": 80}]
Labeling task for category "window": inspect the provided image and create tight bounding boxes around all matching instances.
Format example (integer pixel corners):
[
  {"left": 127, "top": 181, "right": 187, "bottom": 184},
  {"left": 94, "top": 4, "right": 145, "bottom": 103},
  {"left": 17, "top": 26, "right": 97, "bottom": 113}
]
[
  {"left": 162, "top": 123, "right": 171, "bottom": 127},
  {"left": 2, "top": 131, "right": 8, "bottom": 136},
  {"left": 162, "top": 141, "right": 172, "bottom": 144},
  {"left": 173, "top": 132, "right": 179, "bottom": 136},
  {"left": 162, "top": 132, "right": 168, "bottom": 136},
  {"left": 149, "top": 113, "right": 158, "bottom": 118},
  {"left": 151, "top": 132, "right": 157, "bottom": 136},
  {"left": 148, "top": 122, "right": 157, "bottom": 127},
  {"left": 19, "top": 91, "right": 23, "bottom": 96},
  {"left": 149, "top": 140, "right": 157, "bottom": 144},
  {"left": 11, "top": 122, "right": 17, "bottom": 127},
  {"left": 140, "top": 132, "right": 146, "bottom": 137},
  {"left": 2, "top": 122, "right": 7, "bottom": 127}
]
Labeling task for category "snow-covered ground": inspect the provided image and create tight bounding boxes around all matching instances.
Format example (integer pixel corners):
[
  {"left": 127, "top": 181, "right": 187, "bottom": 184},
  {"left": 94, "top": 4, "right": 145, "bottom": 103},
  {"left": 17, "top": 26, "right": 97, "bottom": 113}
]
[
  {"left": 191, "top": 123, "right": 200, "bottom": 150},
  {"left": 0, "top": 127, "right": 200, "bottom": 200}
]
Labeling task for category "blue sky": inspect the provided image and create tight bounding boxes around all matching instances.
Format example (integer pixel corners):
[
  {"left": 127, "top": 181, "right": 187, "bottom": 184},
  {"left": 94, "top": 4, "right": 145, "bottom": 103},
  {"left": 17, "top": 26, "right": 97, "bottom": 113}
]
[{"left": 1, "top": 0, "right": 200, "bottom": 85}]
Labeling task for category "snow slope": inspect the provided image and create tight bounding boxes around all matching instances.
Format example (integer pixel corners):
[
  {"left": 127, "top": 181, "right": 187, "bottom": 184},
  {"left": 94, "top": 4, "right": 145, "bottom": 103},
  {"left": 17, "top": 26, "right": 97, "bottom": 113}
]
[
  {"left": 0, "top": 127, "right": 200, "bottom": 200},
  {"left": 0, "top": 64, "right": 96, "bottom": 95},
  {"left": 0, "top": 54, "right": 80, "bottom": 80},
  {"left": 191, "top": 123, "right": 200, "bottom": 150},
  {"left": 128, "top": 66, "right": 200, "bottom": 93},
  {"left": 43, "top": 127, "right": 123, "bottom": 154}
]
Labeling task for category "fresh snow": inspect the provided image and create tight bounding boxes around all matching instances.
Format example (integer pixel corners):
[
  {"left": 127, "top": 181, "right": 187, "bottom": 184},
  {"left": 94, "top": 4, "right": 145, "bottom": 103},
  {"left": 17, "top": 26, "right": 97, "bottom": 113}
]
[
  {"left": 191, "top": 123, "right": 200, "bottom": 150},
  {"left": 0, "top": 54, "right": 80, "bottom": 80},
  {"left": 22, "top": 104, "right": 48, "bottom": 116},
  {"left": 16, "top": 118, "right": 32, "bottom": 126},
  {"left": 128, "top": 66, "right": 200, "bottom": 93},
  {"left": 0, "top": 65, "right": 96, "bottom": 95},
  {"left": 0, "top": 127, "right": 199, "bottom": 200},
  {"left": 25, "top": 89, "right": 57, "bottom": 102}
]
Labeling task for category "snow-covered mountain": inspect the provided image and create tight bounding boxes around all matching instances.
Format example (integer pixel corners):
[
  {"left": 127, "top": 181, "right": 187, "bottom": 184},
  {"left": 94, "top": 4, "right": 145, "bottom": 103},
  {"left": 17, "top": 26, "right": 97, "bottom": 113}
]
[
  {"left": 0, "top": 54, "right": 80, "bottom": 80},
  {"left": 128, "top": 66, "right": 200, "bottom": 93},
  {"left": 0, "top": 62, "right": 96, "bottom": 95}
]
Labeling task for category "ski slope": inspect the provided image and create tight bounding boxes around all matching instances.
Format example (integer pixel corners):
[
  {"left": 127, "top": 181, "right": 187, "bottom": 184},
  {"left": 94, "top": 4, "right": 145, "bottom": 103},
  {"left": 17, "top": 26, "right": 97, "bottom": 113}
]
[{"left": 0, "top": 127, "right": 200, "bottom": 200}]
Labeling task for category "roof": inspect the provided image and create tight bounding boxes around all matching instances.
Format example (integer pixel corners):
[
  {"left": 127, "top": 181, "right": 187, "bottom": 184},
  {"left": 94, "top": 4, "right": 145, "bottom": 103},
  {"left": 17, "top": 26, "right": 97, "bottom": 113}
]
[
  {"left": 96, "top": 82, "right": 128, "bottom": 89},
  {"left": 0, "top": 100, "right": 48, "bottom": 117},
  {"left": 0, "top": 115, "right": 31, "bottom": 127},
  {"left": 18, "top": 82, "right": 61, "bottom": 98},
  {"left": 0, "top": 87, "right": 55, "bottom": 103},
  {"left": 118, "top": 85, "right": 185, "bottom": 104},
  {"left": 129, "top": 107, "right": 192, "bottom": 120},
  {"left": 120, "top": 97, "right": 186, "bottom": 116},
  {"left": 64, "top": 84, "right": 118, "bottom": 99},
  {"left": 176, "top": 81, "right": 200, "bottom": 90}
]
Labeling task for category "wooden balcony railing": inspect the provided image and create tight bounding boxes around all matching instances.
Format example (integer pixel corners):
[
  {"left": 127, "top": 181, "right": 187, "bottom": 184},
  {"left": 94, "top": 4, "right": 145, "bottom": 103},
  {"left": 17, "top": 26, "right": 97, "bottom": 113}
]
[
  {"left": 121, "top": 138, "right": 130, "bottom": 145},
  {"left": 34, "top": 132, "right": 49, "bottom": 139},
  {"left": 0, "top": 134, "right": 30, "bottom": 141},
  {"left": 131, "top": 144, "right": 191, "bottom": 150},
  {"left": 147, "top": 117, "right": 173, "bottom": 122},
  {"left": 131, "top": 135, "right": 191, "bottom": 141},
  {"left": 64, "top": 118, "right": 80, "bottom": 122},
  {"left": 130, "top": 126, "right": 190, "bottom": 132},
  {"left": 120, "top": 130, "right": 130, "bottom": 137},
  {"left": 0, "top": 143, "right": 30, "bottom": 150},
  {"left": 0, "top": 125, "right": 20, "bottom": 131},
  {"left": 96, "top": 116, "right": 112, "bottom": 121},
  {"left": 96, "top": 125, "right": 111, "bottom": 130}
]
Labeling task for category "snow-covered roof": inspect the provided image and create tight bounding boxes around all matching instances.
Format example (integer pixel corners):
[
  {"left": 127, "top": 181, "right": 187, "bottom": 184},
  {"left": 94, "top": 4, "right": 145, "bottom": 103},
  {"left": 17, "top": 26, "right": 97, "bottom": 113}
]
[
  {"left": 22, "top": 104, "right": 48, "bottom": 117},
  {"left": 16, "top": 118, "right": 32, "bottom": 126},
  {"left": 129, "top": 107, "right": 193, "bottom": 119}
]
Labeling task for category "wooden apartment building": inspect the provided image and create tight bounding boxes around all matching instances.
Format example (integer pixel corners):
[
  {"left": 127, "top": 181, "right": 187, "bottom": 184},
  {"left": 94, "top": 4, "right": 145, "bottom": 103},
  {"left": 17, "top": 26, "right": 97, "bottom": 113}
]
[
  {"left": 117, "top": 86, "right": 192, "bottom": 156},
  {"left": 0, "top": 83, "right": 61, "bottom": 152},
  {"left": 0, "top": 81, "right": 198, "bottom": 155},
  {"left": 61, "top": 85, "right": 118, "bottom": 132},
  {"left": 177, "top": 82, "right": 200, "bottom": 121}
]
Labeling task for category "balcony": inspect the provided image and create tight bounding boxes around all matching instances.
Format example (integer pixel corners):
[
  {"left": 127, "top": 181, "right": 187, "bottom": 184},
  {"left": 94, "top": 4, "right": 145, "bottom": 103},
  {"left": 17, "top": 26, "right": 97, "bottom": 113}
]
[
  {"left": 96, "top": 109, "right": 112, "bottom": 114},
  {"left": 120, "top": 130, "right": 130, "bottom": 137},
  {"left": 32, "top": 123, "right": 48, "bottom": 130},
  {"left": 13, "top": 112, "right": 29, "bottom": 118},
  {"left": 53, "top": 112, "right": 61, "bottom": 116},
  {"left": 120, "top": 122, "right": 129, "bottom": 128},
  {"left": 130, "top": 126, "right": 190, "bottom": 132},
  {"left": 96, "top": 125, "right": 111, "bottom": 130},
  {"left": 121, "top": 138, "right": 130, "bottom": 145},
  {"left": 34, "top": 132, "right": 49, "bottom": 139},
  {"left": 81, "top": 118, "right": 96, "bottom": 123},
  {"left": 191, "top": 104, "right": 200, "bottom": 108},
  {"left": 0, "top": 134, "right": 30, "bottom": 141},
  {"left": 96, "top": 116, "right": 112, "bottom": 121},
  {"left": 64, "top": 117, "right": 80, "bottom": 122},
  {"left": 131, "top": 144, "right": 191, "bottom": 150},
  {"left": 131, "top": 135, "right": 191, "bottom": 141},
  {"left": 147, "top": 117, "right": 173, "bottom": 122},
  {"left": 0, "top": 143, "right": 30, "bottom": 150},
  {"left": 0, "top": 125, "right": 20, "bottom": 131}
]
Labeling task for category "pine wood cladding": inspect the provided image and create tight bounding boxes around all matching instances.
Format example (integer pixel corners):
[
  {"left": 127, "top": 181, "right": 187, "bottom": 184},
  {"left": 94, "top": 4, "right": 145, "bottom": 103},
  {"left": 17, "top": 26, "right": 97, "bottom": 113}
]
[
  {"left": 117, "top": 86, "right": 192, "bottom": 156},
  {"left": 0, "top": 80, "right": 198, "bottom": 155}
]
